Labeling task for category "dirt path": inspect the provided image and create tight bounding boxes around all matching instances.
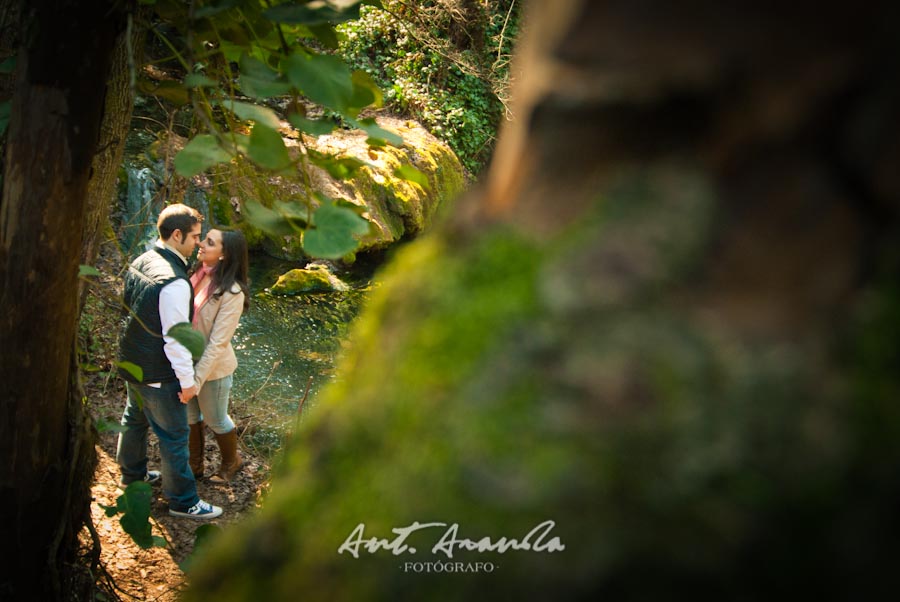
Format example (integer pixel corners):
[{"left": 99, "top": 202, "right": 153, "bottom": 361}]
[{"left": 83, "top": 385, "right": 269, "bottom": 601}]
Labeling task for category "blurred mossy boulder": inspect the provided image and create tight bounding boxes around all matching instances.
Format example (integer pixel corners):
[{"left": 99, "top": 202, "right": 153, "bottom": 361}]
[
  {"left": 269, "top": 264, "right": 349, "bottom": 295},
  {"left": 180, "top": 0, "right": 900, "bottom": 599}
]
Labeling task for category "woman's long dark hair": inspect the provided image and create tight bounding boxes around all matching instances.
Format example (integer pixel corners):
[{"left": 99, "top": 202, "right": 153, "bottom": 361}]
[{"left": 210, "top": 229, "right": 250, "bottom": 311}]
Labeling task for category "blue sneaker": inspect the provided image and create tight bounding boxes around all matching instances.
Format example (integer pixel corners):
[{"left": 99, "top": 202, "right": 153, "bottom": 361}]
[
  {"left": 168, "top": 499, "right": 223, "bottom": 520},
  {"left": 119, "top": 470, "right": 161, "bottom": 488}
]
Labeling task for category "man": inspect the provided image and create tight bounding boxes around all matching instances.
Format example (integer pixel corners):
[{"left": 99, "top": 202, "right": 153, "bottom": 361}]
[{"left": 116, "top": 203, "right": 223, "bottom": 520}]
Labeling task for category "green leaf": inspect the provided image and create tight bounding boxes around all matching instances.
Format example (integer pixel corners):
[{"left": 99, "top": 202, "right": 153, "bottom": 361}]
[
  {"left": 96, "top": 418, "right": 126, "bottom": 434},
  {"left": 273, "top": 200, "right": 311, "bottom": 228},
  {"left": 303, "top": 202, "right": 369, "bottom": 259},
  {"left": 144, "top": 80, "right": 189, "bottom": 105},
  {"left": 79, "top": 264, "right": 101, "bottom": 277},
  {"left": 117, "top": 482, "right": 158, "bottom": 549},
  {"left": 239, "top": 54, "right": 293, "bottom": 99},
  {"left": 394, "top": 165, "right": 430, "bottom": 190},
  {"left": 309, "top": 23, "right": 339, "bottom": 49},
  {"left": 349, "top": 70, "right": 383, "bottom": 110},
  {"left": 174, "top": 135, "right": 231, "bottom": 177},
  {"left": 308, "top": 149, "right": 367, "bottom": 180},
  {"left": 247, "top": 124, "right": 291, "bottom": 171},
  {"left": 115, "top": 361, "right": 143, "bottom": 383},
  {"left": 350, "top": 117, "right": 402, "bottom": 147},
  {"left": 166, "top": 322, "right": 205, "bottom": 360},
  {"left": 183, "top": 73, "right": 218, "bottom": 88},
  {"left": 220, "top": 100, "right": 281, "bottom": 129},
  {"left": 288, "top": 114, "right": 336, "bottom": 137},
  {"left": 130, "top": 385, "right": 144, "bottom": 410},
  {"left": 284, "top": 50, "right": 353, "bottom": 112},
  {"left": 243, "top": 199, "right": 296, "bottom": 237}
]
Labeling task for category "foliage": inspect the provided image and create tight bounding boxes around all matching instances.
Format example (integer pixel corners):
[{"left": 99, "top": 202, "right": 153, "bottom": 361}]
[
  {"left": 167, "top": 321, "right": 206, "bottom": 360},
  {"left": 100, "top": 482, "right": 166, "bottom": 550},
  {"left": 136, "top": 0, "right": 426, "bottom": 258},
  {"left": 337, "top": 0, "right": 521, "bottom": 174}
]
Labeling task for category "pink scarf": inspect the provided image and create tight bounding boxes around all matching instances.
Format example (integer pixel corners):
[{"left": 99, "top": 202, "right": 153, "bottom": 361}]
[{"left": 190, "top": 264, "right": 215, "bottom": 327}]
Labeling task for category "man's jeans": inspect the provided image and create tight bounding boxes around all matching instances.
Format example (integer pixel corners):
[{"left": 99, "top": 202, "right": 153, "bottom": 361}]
[{"left": 116, "top": 380, "right": 199, "bottom": 512}]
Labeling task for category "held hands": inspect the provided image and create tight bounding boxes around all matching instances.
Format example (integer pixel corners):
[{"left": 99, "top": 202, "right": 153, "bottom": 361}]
[{"left": 178, "top": 385, "right": 198, "bottom": 404}]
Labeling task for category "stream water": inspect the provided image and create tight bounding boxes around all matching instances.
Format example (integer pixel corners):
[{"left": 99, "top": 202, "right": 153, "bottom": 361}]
[{"left": 229, "top": 254, "right": 374, "bottom": 451}]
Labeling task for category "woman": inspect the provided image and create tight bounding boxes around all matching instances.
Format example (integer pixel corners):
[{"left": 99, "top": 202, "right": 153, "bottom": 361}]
[{"left": 187, "top": 228, "right": 250, "bottom": 483}]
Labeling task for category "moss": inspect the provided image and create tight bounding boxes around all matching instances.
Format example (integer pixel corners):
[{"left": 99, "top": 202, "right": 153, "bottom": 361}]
[
  {"left": 191, "top": 119, "right": 466, "bottom": 260},
  {"left": 269, "top": 265, "right": 349, "bottom": 295}
]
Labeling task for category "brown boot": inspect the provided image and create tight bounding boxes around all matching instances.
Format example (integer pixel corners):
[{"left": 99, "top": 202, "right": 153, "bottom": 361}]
[
  {"left": 189, "top": 421, "right": 205, "bottom": 478},
  {"left": 210, "top": 429, "right": 243, "bottom": 483}
]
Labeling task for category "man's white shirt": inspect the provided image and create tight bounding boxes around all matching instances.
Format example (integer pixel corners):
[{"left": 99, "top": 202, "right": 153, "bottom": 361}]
[{"left": 148, "top": 241, "right": 195, "bottom": 389}]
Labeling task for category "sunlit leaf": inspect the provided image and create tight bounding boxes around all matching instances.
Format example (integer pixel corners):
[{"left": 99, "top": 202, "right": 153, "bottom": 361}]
[
  {"left": 115, "top": 361, "right": 143, "bottom": 383},
  {"left": 349, "top": 70, "right": 382, "bottom": 109},
  {"left": 174, "top": 134, "right": 231, "bottom": 177},
  {"left": 78, "top": 264, "right": 102, "bottom": 277},
  {"left": 143, "top": 80, "right": 189, "bottom": 105},
  {"left": 220, "top": 100, "right": 282, "bottom": 129},
  {"left": 166, "top": 322, "right": 205, "bottom": 360},
  {"left": 247, "top": 124, "right": 291, "bottom": 170},
  {"left": 303, "top": 202, "right": 369, "bottom": 259},
  {"left": 243, "top": 199, "right": 296, "bottom": 237},
  {"left": 350, "top": 117, "right": 403, "bottom": 147},
  {"left": 394, "top": 164, "right": 430, "bottom": 190},
  {"left": 284, "top": 50, "right": 353, "bottom": 112}
]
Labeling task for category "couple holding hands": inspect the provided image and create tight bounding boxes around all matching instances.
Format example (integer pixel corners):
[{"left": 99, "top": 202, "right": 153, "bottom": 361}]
[{"left": 115, "top": 204, "right": 249, "bottom": 520}]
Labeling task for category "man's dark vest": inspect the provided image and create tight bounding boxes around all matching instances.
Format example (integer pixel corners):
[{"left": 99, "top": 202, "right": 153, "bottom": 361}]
[{"left": 117, "top": 247, "right": 194, "bottom": 384}]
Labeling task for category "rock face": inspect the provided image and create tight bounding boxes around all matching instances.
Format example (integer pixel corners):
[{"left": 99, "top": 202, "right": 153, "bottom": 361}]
[
  {"left": 269, "top": 264, "right": 349, "bottom": 295},
  {"left": 209, "top": 116, "right": 467, "bottom": 261},
  {"left": 185, "top": 1, "right": 900, "bottom": 600}
]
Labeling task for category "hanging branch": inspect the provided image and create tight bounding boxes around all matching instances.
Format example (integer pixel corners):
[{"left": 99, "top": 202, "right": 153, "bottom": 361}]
[{"left": 297, "top": 375, "right": 314, "bottom": 415}]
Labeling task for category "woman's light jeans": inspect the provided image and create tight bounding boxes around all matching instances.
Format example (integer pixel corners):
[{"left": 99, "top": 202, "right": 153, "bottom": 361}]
[{"left": 187, "top": 374, "right": 236, "bottom": 435}]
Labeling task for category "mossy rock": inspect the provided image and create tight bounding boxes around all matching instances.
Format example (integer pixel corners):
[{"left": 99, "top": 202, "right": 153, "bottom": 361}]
[
  {"left": 180, "top": 118, "right": 466, "bottom": 262},
  {"left": 269, "top": 265, "right": 349, "bottom": 295}
]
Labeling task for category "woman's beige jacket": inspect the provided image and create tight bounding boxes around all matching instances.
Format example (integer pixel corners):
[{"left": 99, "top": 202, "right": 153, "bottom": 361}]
[{"left": 193, "top": 283, "right": 245, "bottom": 391}]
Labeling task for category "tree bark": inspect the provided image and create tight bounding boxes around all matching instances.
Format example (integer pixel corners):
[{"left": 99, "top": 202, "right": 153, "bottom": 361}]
[
  {"left": 0, "top": 1, "right": 124, "bottom": 599},
  {"left": 78, "top": 13, "right": 145, "bottom": 311}
]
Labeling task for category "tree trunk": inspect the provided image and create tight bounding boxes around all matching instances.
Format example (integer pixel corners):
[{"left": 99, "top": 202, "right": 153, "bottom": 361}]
[
  {"left": 78, "top": 13, "right": 145, "bottom": 311},
  {"left": 0, "top": 1, "right": 124, "bottom": 599}
]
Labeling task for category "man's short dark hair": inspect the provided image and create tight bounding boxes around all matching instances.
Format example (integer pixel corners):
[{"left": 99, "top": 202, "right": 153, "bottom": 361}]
[{"left": 157, "top": 204, "right": 203, "bottom": 240}]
